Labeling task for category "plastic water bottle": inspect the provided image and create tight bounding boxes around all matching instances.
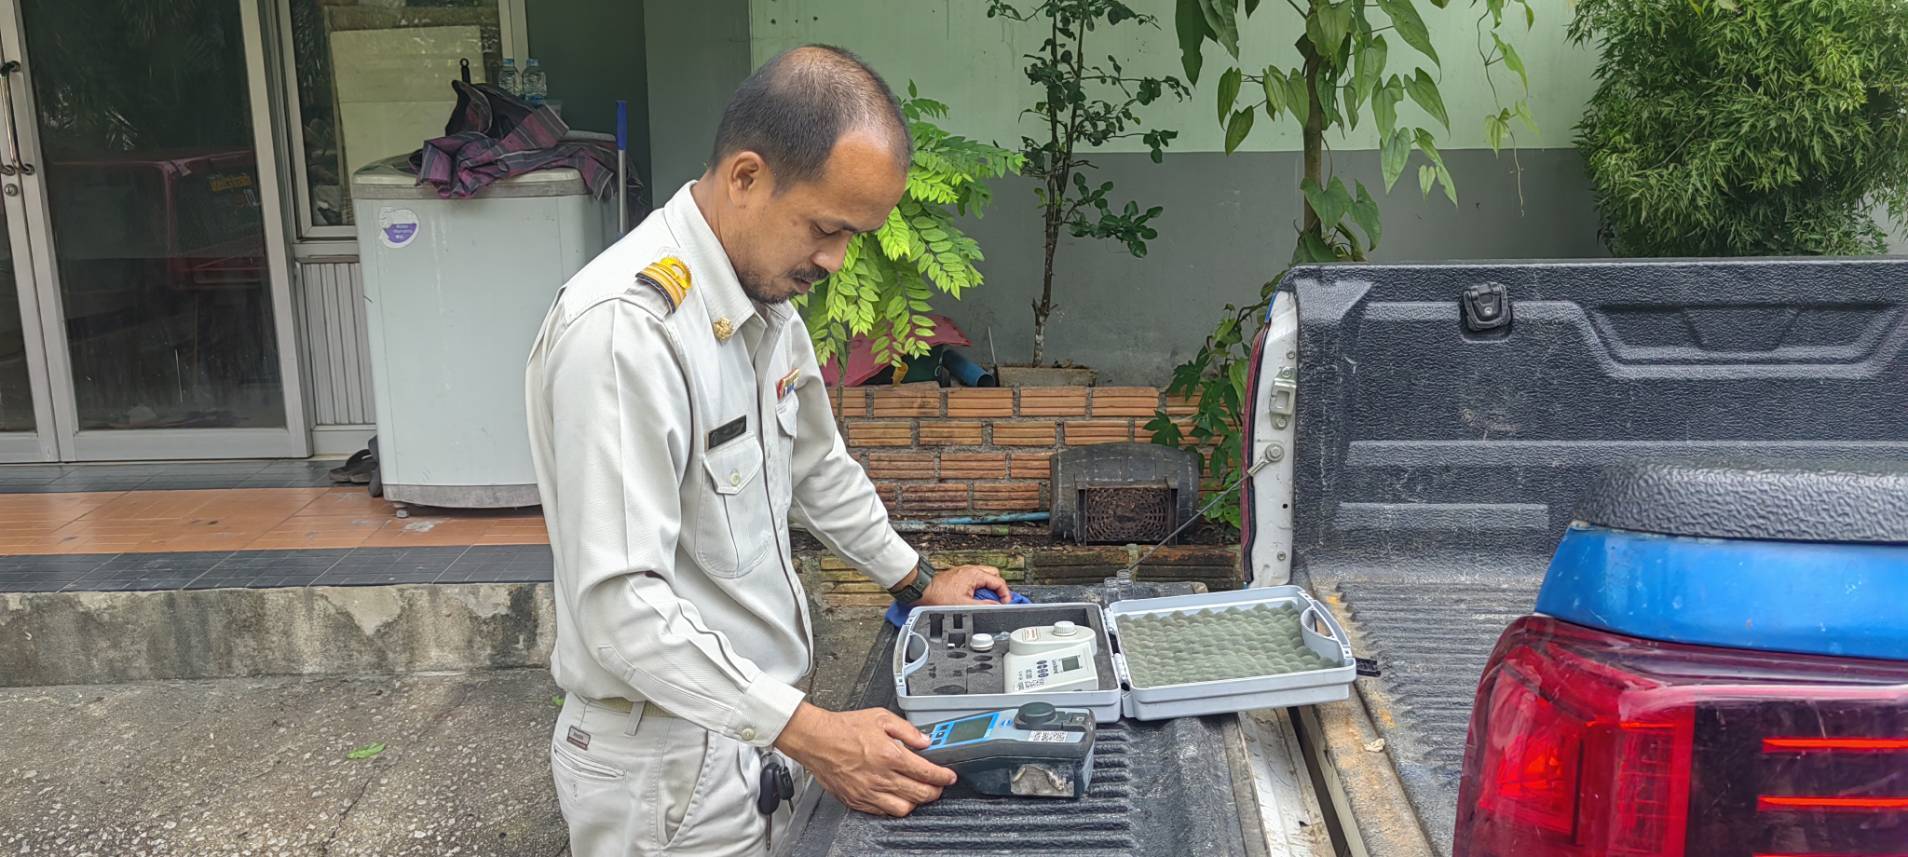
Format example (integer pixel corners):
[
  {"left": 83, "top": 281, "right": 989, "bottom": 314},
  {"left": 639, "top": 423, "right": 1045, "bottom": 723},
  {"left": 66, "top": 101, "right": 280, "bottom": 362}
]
[
  {"left": 523, "top": 58, "right": 548, "bottom": 105},
  {"left": 497, "top": 57, "right": 520, "bottom": 95}
]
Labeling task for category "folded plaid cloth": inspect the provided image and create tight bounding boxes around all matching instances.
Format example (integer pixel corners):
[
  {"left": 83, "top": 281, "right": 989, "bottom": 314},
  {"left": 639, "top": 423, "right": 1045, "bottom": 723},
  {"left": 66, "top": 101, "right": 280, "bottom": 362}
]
[{"left": 410, "top": 81, "right": 619, "bottom": 200}]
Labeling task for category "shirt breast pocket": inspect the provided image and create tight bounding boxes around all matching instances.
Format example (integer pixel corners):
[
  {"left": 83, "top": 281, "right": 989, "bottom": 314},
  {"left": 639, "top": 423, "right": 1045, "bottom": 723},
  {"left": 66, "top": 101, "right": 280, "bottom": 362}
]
[
  {"left": 692, "top": 437, "right": 769, "bottom": 577},
  {"left": 773, "top": 397, "right": 799, "bottom": 503}
]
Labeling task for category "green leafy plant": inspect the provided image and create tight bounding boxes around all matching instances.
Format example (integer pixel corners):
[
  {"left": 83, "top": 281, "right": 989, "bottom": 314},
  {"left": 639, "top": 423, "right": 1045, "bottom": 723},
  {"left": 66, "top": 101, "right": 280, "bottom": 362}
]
[
  {"left": 1149, "top": 0, "right": 1537, "bottom": 529},
  {"left": 802, "top": 85, "right": 1023, "bottom": 375},
  {"left": 986, "top": 0, "right": 1188, "bottom": 366},
  {"left": 1573, "top": 0, "right": 1908, "bottom": 256}
]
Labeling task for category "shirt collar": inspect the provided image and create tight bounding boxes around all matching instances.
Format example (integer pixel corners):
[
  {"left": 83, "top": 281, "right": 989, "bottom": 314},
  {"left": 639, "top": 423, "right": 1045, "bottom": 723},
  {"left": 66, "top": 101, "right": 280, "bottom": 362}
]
[{"left": 662, "top": 182, "right": 796, "bottom": 334}]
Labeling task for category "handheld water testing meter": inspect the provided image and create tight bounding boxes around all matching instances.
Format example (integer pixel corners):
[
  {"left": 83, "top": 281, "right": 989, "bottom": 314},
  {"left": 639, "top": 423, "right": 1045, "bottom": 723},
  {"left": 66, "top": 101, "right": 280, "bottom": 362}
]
[{"left": 917, "top": 702, "right": 1096, "bottom": 798}]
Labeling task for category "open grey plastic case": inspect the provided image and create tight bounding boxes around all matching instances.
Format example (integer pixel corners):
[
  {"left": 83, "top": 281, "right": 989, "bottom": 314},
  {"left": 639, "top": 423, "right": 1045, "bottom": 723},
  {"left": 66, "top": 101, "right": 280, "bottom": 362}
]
[{"left": 893, "top": 585, "right": 1357, "bottom": 724}]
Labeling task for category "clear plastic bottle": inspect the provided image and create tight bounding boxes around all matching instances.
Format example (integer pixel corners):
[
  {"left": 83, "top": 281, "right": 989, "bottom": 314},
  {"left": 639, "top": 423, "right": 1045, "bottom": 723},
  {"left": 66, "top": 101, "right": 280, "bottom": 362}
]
[
  {"left": 522, "top": 58, "right": 547, "bottom": 105},
  {"left": 497, "top": 57, "right": 520, "bottom": 95}
]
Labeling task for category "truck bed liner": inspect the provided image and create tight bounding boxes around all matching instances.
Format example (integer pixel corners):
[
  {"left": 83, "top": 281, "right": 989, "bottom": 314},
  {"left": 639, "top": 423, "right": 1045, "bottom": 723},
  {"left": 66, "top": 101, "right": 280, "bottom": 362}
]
[
  {"left": 782, "top": 582, "right": 1269, "bottom": 857},
  {"left": 1283, "top": 259, "right": 1908, "bottom": 857},
  {"left": 1305, "top": 559, "right": 1545, "bottom": 854}
]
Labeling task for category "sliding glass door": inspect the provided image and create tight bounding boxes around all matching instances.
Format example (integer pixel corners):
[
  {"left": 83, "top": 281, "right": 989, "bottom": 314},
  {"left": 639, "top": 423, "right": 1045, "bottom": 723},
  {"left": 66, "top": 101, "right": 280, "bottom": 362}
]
[{"left": 0, "top": 0, "right": 306, "bottom": 460}]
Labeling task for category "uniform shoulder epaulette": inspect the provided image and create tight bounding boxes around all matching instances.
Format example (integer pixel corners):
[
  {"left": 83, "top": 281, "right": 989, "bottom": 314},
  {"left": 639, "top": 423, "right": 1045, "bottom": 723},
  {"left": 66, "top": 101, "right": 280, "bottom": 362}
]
[{"left": 634, "top": 256, "right": 693, "bottom": 314}]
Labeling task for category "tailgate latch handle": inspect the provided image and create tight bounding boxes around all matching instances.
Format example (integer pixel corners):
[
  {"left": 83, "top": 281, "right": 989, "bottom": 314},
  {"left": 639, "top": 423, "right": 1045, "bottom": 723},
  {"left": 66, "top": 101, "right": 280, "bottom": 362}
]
[{"left": 1461, "top": 283, "right": 1513, "bottom": 335}]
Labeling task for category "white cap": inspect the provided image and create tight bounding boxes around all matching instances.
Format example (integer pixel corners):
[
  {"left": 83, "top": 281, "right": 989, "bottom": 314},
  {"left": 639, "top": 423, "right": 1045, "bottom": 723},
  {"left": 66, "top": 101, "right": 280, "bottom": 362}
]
[
  {"left": 971, "top": 633, "right": 995, "bottom": 652},
  {"left": 1053, "top": 620, "right": 1079, "bottom": 637}
]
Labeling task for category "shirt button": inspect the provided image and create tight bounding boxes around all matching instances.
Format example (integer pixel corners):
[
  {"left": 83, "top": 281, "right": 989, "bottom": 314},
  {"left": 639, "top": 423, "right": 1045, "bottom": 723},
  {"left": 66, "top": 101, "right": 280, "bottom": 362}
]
[
  {"left": 729, "top": 472, "right": 741, "bottom": 487},
  {"left": 740, "top": 727, "right": 757, "bottom": 741}
]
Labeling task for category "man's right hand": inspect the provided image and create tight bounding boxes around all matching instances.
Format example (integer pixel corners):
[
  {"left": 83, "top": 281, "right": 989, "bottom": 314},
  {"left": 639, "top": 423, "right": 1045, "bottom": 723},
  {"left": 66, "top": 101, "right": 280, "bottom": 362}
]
[{"left": 774, "top": 703, "right": 956, "bottom": 817}]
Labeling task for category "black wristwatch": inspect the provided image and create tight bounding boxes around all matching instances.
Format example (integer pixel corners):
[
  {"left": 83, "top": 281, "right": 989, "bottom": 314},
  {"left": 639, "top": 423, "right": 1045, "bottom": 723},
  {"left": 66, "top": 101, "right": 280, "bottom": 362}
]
[{"left": 891, "top": 557, "right": 935, "bottom": 605}]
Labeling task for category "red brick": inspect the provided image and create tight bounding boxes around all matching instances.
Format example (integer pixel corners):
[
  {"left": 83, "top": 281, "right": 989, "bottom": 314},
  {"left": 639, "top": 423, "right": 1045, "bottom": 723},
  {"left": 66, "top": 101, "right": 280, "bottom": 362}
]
[
  {"left": 946, "top": 388, "right": 1015, "bottom": 418},
  {"left": 846, "top": 421, "right": 913, "bottom": 447},
  {"left": 891, "top": 483, "right": 972, "bottom": 515},
  {"left": 874, "top": 482, "right": 902, "bottom": 505},
  {"left": 973, "top": 482, "right": 1043, "bottom": 512},
  {"left": 863, "top": 452, "right": 937, "bottom": 480},
  {"left": 991, "top": 420, "right": 1058, "bottom": 446},
  {"left": 831, "top": 388, "right": 872, "bottom": 418},
  {"left": 1010, "top": 451, "right": 1055, "bottom": 479},
  {"left": 940, "top": 452, "right": 1009, "bottom": 480},
  {"left": 1064, "top": 420, "right": 1134, "bottom": 445},
  {"left": 1017, "top": 387, "right": 1089, "bottom": 417},
  {"left": 1090, "top": 386, "right": 1163, "bottom": 417},
  {"left": 1164, "top": 394, "right": 1202, "bottom": 417},
  {"left": 870, "top": 387, "right": 943, "bottom": 418},
  {"left": 918, "top": 420, "right": 984, "bottom": 446}
]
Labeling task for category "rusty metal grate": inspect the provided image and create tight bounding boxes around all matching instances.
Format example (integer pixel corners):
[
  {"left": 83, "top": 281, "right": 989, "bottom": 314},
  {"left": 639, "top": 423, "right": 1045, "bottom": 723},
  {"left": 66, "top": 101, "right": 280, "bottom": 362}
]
[{"left": 1077, "top": 482, "right": 1177, "bottom": 545}]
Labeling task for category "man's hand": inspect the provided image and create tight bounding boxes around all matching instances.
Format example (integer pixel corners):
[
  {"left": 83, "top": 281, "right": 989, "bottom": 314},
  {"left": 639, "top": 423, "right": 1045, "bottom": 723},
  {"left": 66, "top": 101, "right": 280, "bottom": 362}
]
[
  {"left": 775, "top": 703, "right": 957, "bottom": 817},
  {"left": 916, "top": 564, "right": 1011, "bottom": 606}
]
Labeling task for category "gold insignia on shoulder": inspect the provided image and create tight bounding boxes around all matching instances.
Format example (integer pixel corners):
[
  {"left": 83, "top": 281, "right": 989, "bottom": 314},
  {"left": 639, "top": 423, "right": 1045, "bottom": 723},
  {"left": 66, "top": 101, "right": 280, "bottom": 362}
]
[
  {"left": 635, "top": 256, "right": 693, "bottom": 313},
  {"left": 712, "top": 317, "right": 735, "bottom": 342}
]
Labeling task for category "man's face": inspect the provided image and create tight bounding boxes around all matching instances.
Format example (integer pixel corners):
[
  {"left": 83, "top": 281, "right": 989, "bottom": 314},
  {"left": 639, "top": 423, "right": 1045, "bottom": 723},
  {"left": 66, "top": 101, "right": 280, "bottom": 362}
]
[{"left": 717, "top": 129, "right": 907, "bottom": 305}]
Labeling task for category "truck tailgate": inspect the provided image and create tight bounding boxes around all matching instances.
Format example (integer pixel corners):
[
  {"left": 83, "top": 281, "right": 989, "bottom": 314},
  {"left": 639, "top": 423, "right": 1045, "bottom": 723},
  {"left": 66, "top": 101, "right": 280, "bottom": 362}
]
[{"left": 1284, "top": 259, "right": 1908, "bottom": 855}]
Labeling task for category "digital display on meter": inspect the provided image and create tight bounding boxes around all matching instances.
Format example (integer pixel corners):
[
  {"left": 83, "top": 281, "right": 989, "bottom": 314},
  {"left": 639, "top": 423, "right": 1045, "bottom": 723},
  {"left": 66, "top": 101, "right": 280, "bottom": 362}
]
[{"left": 944, "top": 716, "right": 991, "bottom": 744}]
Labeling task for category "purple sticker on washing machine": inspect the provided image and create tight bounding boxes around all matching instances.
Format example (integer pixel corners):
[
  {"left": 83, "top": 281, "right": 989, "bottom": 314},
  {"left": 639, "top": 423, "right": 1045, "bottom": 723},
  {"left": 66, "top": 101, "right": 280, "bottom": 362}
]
[{"left": 377, "top": 208, "right": 420, "bottom": 249}]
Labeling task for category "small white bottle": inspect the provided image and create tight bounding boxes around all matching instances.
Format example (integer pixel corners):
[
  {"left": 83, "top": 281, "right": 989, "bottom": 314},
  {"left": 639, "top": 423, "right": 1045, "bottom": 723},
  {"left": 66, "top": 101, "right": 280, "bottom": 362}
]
[
  {"left": 497, "top": 57, "right": 520, "bottom": 95},
  {"left": 522, "top": 58, "right": 548, "bottom": 104}
]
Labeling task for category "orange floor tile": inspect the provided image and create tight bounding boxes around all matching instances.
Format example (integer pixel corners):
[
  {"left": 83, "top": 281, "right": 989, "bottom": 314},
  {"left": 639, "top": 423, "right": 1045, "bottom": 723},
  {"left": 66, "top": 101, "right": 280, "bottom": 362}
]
[{"left": 0, "top": 487, "right": 548, "bottom": 555}]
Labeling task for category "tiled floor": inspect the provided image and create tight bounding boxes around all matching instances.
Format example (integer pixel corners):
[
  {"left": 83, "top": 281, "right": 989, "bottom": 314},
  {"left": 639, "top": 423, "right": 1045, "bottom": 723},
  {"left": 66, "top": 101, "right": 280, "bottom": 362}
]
[
  {"left": 0, "top": 487, "right": 548, "bottom": 555},
  {"left": 0, "top": 460, "right": 342, "bottom": 494},
  {"left": 0, "top": 464, "right": 555, "bottom": 594},
  {"left": 0, "top": 544, "right": 554, "bottom": 592}
]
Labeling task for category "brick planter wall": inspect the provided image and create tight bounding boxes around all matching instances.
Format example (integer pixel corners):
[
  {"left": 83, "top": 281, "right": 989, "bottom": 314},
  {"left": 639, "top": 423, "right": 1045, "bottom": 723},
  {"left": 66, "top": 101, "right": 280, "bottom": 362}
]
[{"left": 832, "top": 384, "right": 1201, "bottom": 518}]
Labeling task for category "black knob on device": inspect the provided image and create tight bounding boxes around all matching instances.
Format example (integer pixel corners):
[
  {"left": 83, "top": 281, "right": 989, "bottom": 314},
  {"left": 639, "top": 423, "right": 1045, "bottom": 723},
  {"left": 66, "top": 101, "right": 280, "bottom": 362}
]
[{"left": 1015, "top": 702, "right": 1057, "bottom": 727}]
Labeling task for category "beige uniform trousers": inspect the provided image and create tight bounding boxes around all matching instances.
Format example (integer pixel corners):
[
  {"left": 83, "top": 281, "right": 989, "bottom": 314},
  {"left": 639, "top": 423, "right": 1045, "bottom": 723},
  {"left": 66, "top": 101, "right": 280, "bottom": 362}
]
[{"left": 550, "top": 695, "right": 811, "bottom": 856}]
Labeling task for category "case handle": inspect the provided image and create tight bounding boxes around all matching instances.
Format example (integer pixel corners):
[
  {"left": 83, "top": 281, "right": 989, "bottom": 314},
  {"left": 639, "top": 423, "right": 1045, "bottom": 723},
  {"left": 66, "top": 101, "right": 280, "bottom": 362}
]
[
  {"left": 1299, "top": 603, "right": 1348, "bottom": 658},
  {"left": 896, "top": 630, "right": 931, "bottom": 681}
]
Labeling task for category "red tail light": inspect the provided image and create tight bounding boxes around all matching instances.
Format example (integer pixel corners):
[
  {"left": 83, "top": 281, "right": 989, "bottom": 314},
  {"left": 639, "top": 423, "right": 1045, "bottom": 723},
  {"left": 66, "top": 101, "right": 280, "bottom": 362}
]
[{"left": 1456, "top": 617, "right": 1908, "bottom": 857}]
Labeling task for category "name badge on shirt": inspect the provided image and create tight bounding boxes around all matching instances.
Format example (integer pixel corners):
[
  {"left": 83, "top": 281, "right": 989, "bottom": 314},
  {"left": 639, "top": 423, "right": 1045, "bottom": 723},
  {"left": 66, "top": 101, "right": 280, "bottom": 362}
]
[
  {"left": 708, "top": 415, "right": 747, "bottom": 449},
  {"left": 776, "top": 368, "right": 801, "bottom": 400}
]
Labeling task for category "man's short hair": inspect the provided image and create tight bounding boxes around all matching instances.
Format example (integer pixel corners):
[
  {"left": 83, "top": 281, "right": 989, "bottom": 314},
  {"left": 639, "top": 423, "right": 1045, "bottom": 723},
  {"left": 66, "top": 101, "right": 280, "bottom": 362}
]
[{"left": 710, "top": 44, "right": 910, "bottom": 188}]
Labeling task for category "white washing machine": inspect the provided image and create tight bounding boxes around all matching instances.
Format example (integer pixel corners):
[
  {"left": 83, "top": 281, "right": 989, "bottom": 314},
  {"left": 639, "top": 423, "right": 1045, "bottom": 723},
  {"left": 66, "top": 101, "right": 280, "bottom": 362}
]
[{"left": 351, "top": 156, "right": 614, "bottom": 511}]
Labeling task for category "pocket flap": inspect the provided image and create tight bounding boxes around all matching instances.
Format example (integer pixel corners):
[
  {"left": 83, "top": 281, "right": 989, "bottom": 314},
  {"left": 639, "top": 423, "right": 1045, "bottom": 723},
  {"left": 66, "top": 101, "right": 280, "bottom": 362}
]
[
  {"left": 775, "top": 399, "right": 800, "bottom": 436},
  {"left": 703, "top": 437, "right": 764, "bottom": 495}
]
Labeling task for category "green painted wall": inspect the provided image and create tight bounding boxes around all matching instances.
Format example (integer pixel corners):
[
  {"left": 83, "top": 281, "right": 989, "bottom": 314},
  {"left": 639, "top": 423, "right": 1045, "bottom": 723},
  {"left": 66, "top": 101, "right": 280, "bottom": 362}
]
[
  {"left": 530, "top": 0, "right": 651, "bottom": 200},
  {"left": 750, "top": 0, "right": 1595, "bottom": 153},
  {"left": 645, "top": 0, "right": 754, "bottom": 194}
]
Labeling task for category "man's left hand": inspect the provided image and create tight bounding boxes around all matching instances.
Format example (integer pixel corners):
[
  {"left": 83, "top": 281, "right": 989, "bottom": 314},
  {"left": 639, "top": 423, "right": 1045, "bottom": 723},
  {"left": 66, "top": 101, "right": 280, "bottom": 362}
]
[{"left": 915, "top": 564, "right": 1011, "bottom": 606}]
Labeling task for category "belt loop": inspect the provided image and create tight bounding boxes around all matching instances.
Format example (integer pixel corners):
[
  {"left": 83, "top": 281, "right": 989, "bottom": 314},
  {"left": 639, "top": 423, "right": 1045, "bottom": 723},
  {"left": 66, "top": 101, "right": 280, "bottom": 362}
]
[{"left": 623, "top": 700, "right": 646, "bottom": 736}]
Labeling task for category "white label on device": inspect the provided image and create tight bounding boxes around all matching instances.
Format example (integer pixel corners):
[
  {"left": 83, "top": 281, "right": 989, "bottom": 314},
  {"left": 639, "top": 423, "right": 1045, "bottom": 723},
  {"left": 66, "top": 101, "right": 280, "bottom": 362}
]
[
  {"left": 1006, "top": 647, "right": 1098, "bottom": 693},
  {"left": 1027, "top": 731, "right": 1073, "bottom": 743}
]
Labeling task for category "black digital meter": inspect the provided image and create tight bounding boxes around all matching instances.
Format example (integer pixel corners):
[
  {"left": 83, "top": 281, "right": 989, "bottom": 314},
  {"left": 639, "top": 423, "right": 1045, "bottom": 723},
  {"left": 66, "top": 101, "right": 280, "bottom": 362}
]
[{"left": 917, "top": 703, "right": 1096, "bottom": 798}]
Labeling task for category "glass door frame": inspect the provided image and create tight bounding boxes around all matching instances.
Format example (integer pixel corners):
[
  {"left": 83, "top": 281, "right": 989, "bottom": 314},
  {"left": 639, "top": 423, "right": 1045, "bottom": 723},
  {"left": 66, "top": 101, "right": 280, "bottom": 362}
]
[
  {"left": 0, "top": 169, "right": 57, "bottom": 463},
  {"left": 0, "top": 0, "right": 310, "bottom": 462}
]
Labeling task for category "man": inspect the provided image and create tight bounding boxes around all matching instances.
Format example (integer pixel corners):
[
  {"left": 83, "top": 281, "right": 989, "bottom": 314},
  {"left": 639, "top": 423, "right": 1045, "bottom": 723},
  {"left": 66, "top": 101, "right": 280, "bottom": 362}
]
[{"left": 525, "top": 45, "right": 1012, "bottom": 856}]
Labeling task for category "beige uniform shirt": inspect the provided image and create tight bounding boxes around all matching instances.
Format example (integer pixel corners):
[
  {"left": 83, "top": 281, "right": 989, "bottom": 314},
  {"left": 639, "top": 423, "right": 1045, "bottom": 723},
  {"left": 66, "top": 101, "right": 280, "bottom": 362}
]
[{"left": 525, "top": 182, "right": 919, "bottom": 750}]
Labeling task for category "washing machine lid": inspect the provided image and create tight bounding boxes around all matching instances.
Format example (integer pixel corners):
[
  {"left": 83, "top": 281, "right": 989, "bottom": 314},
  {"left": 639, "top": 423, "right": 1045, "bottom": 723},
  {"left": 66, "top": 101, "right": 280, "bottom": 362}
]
[{"left": 350, "top": 154, "right": 592, "bottom": 200}]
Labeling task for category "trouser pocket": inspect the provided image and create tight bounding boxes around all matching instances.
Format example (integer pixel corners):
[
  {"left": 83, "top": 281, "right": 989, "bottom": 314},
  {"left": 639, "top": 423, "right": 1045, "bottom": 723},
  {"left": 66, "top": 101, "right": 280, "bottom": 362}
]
[{"left": 550, "top": 740, "right": 632, "bottom": 857}]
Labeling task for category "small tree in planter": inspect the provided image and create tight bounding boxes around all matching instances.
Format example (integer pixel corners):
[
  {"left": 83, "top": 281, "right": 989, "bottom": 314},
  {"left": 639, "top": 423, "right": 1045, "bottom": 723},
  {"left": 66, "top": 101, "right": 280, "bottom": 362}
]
[
  {"left": 986, "top": 0, "right": 1187, "bottom": 376},
  {"left": 801, "top": 85, "right": 1023, "bottom": 392},
  {"left": 1149, "top": 0, "right": 1538, "bottom": 530}
]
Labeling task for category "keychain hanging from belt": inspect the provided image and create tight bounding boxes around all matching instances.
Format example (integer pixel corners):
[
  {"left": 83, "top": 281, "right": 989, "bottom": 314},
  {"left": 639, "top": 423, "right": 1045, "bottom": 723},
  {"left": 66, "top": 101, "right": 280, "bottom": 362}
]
[{"left": 756, "top": 747, "right": 794, "bottom": 816}]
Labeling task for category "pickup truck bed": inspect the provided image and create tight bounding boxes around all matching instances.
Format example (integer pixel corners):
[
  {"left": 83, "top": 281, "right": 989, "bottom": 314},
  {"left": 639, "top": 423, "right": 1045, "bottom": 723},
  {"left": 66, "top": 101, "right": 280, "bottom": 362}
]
[
  {"left": 1285, "top": 259, "right": 1908, "bottom": 854},
  {"left": 783, "top": 582, "right": 1276, "bottom": 857}
]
